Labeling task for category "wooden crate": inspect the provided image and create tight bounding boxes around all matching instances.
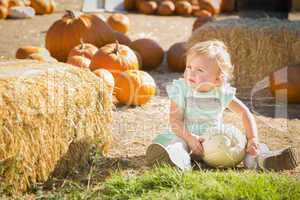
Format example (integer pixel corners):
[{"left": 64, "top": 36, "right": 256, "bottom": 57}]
[
  {"left": 236, "top": 0, "right": 290, "bottom": 12},
  {"left": 292, "top": 0, "right": 300, "bottom": 11}
]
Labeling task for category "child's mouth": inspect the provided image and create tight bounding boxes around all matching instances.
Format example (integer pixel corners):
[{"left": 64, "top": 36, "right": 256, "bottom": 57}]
[{"left": 189, "top": 79, "right": 196, "bottom": 83}]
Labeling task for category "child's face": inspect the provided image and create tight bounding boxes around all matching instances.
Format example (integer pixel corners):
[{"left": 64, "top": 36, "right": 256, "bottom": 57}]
[{"left": 184, "top": 54, "right": 222, "bottom": 92}]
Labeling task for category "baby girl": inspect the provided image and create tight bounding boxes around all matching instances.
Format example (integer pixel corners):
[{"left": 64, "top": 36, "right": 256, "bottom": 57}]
[{"left": 146, "top": 40, "right": 298, "bottom": 171}]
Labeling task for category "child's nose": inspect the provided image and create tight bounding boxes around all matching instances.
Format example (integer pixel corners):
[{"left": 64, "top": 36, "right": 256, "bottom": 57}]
[{"left": 188, "top": 71, "right": 195, "bottom": 78}]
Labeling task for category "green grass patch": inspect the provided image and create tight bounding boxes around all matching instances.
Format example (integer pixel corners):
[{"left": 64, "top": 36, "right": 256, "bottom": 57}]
[
  {"left": 1, "top": 166, "right": 300, "bottom": 200},
  {"left": 102, "top": 166, "right": 300, "bottom": 200}
]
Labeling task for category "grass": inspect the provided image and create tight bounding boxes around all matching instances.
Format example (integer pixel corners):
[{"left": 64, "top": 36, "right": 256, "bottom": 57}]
[
  {"left": 101, "top": 166, "right": 300, "bottom": 200},
  {"left": 2, "top": 164, "right": 299, "bottom": 200},
  {"left": 1, "top": 147, "right": 299, "bottom": 199}
]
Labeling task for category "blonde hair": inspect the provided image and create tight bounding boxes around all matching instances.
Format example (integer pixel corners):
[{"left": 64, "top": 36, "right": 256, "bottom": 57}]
[{"left": 186, "top": 40, "right": 234, "bottom": 80}]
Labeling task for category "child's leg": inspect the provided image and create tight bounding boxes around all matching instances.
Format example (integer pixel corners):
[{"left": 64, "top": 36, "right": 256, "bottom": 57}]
[
  {"left": 243, "top": 154, "right": 259, "bottom": 169},
  {"left": 244, "top": 143, "right": 272, "bottom": 169},
  {"left": 146, "top": 134, "right": 192, "bottom": 171}
]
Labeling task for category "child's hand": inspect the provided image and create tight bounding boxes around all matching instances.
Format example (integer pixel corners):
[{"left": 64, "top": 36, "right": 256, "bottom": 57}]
[
  {"left": 246, "top": 138, "right": 259, "bottom": 156},
  {"left": 186, "top": 135, "right": 205, "bottom": 156}
]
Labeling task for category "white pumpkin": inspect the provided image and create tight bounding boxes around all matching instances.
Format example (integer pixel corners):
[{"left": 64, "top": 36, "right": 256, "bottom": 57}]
[
  {"left": 8, "top": 6, "right": 35, "bottom": 19},
  {"left": 201, "top": 124, "right": 247, "bottom": 168}
]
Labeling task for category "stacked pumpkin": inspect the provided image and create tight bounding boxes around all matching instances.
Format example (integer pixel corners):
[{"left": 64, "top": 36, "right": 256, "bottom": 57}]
[
  {"left": 0, "top": 0, "right": 55, "bottom": 20},
  {"left": 94, "top": 13, "right": 159, "bottom": 106},
  {"left": 14, "top": 11, "right": 157, "bottom": 106},
  {"left": 124, "top": 0, "right": 235, "bottom": 16}
]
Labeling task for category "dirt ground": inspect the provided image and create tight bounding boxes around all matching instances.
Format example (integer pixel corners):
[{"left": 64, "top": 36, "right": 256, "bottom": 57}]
[{"left": 0, "top": 0, "right": 299, "bottom": 182}]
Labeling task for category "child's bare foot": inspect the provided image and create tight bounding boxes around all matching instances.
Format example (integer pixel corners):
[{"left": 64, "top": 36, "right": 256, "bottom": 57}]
[{"left": 258, "top": 147, "right": 298, "bottom": 171}]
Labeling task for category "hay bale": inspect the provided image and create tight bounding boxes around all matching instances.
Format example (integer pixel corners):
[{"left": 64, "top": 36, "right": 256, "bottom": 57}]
[
  {"left": 188, "top": 18, "right": 300, "bottom": 98},
  {"left": 0, "top": 60, "right": 112, "bottom": 193}
]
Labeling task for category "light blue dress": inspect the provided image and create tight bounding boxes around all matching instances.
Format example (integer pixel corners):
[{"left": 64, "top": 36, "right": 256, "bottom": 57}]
[
  {"left": 152, "top": 78, "right": 237, "bottom": 147},
  {"left": 150, "top": 78, "right": 270, "bottom": 170}
]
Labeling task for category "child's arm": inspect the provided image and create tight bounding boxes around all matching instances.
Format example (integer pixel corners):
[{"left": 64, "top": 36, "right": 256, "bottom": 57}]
[
  {"left": 227, "top": 97, "right": 259, "bottom": 155},
  {"left": 169, "top": 101, "right": 204, "bottom": 156}
]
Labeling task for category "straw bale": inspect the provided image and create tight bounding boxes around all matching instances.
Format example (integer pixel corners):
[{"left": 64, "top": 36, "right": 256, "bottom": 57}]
[
  {"left": 188, "top": 18, "right": 300, "bottom": 98},
  {"left": 0, "top": 60, "right": 112, "bottom": 193}
]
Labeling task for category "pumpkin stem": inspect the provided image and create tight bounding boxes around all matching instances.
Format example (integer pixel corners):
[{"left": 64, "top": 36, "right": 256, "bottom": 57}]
[
  {"left": 80, "top": 38, "right": 84, "bottom": 50},
  {"left": 112, "top": 40, "right": 120, "bottom": 55},
  {"left": 65, "top": 10, "right": 76, "bottom": 18}
]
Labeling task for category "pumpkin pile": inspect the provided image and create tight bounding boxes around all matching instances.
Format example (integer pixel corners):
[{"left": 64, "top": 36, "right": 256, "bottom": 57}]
[
  {"left": 88, "top": 40, "right": 157, "bottom": 106},
  {"left": 0, "top": 0, "right": 56, "bottom": 20},
  {"left": 124, "top": 0, "right": 235, "bottom": 16},
  {"left": 14, "top": 11, "right": 157, "bottom": 106},
  {"left": 45, "top": 10, "right": 115, "bottom": 62}
]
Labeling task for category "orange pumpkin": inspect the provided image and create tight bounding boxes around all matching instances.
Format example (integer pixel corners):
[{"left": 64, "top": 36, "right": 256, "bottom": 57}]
[
  {"left": 138, "top": 0, "right": 158, "bottom": 14},
  {"left": 192, "top": 11, "right": 213, "bottom": 31},
  {"left": 45, "top": 10, "right": 115, "bottom": 62},
  {"left": 8, "top": 0, "right": 24, "bottom": 8},
  {"left": 115, "top": 70, "right": 156, "bottom": 106},
  {"left": 130, "top": 38, "right": 164, "bottom": 71},
  {"left": 93, "top": 69, "right": 115, "bottom": 95},
  {"left": 270, "top": 66, "right": 300, "bottom": 103},
  {"left": 0, "top": 0, "right": 9, "bottom": 7},
  {"left": 175, "top": 1, "right": 192, "bottom": 15},
  {"left": 0, "top": 5, "right": 7, "bottom": 19},
  {"left": 221, "top": 0, "right": 235, "bottom": 12},
  {"left": 16, "top": 45, "right": 50, "bottom": 59},
  {"left": 197, "top": 0, "right": 221, "bottom": 15},
  {"left": 193, "top": 8, "right": 212, "bottom": 17},
  {"left": 167, "top": 42, "right": 187, "bottom": 72},
  {"left": 189, "top": 0, "right": 199, "bottom": 5},
  {"left": 107, "top": 13, "right": 130, "bottom": 34},
  {"left": 15, "top": 46, "right": 57, "bottom": 62},
  {"left": 90, "top": 41, "right": 139, "bottom": 79},
  {"left": 30, "top": 0, "right": 56, "bottom": 15},
  {"left": 68, "top": 40, "right": 98, "bottom": 60},
  {"left": 124, "top": 0, "right": 136, "bottom": 10},
  {"left": 191, "top": 4, "right": 200, "bottom": 15},
  {"left": 67, "top": 55, "right": 91, "bottom": 69},
  {"left": 114, "top": 31, "right": 131, "bottom": 46},
  {"left": 158, "top": 0, "right": 175, "bottom": 16}
]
